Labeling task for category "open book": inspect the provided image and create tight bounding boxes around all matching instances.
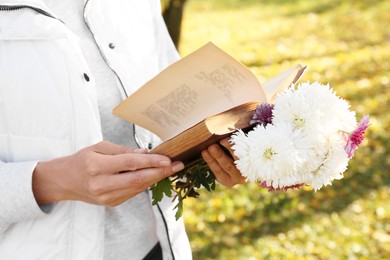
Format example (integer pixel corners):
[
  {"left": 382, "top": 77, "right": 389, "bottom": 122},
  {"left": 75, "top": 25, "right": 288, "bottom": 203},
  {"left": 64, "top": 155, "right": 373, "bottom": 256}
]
[{"left": 113, "top": 42, "right": 306, "bottom": 162}]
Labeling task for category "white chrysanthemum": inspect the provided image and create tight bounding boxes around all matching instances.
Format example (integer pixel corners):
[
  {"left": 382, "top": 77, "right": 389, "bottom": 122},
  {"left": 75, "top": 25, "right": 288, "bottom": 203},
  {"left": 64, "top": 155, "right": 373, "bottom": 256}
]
[
  {"left": 295, "top": 134, "right": 329, "bottom": 184},
  {"left": 273, "top": 82, "right": 357, "bottom": 136},
  {"left": 289, "top": 126, "right": 320, "bottom": 162},
  {"left": 231, "top": 125, "right": 303, "bottom": 187},
  {"left": 305, "top": 133, "right": 349, "bottom": 191},
  {"left": 298, "top": 82, "right": 356, "bottom": 134},
  {"left": 231, "top": 81, "right": 355, "bottom": 191},
  {"left": 229, "top": 130, "right": 256, "bottom": 180},
  {"left": 284, "top": 128, "right": 319, "bottom": 185}
]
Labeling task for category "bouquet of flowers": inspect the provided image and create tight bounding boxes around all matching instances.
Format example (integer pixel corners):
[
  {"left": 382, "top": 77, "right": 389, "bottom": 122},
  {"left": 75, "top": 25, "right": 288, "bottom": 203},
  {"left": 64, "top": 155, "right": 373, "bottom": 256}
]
[{"left": 151, "top": 81, "right": 369, "bottom": 219}]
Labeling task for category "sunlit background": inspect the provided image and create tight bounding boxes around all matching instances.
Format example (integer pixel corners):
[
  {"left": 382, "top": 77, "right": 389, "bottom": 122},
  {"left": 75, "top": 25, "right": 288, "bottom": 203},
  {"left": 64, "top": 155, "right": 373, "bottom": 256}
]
[{"left": 163, "top": 0, "right": 390, "bottom": 259}]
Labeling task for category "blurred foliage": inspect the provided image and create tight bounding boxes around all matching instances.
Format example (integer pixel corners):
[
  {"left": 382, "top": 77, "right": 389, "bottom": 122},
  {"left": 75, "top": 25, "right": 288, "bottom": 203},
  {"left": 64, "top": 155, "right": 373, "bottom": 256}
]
[
  {"left": 161, "top": 0, "right": 188, "bottom": 47},
  {"left": 177, "top": 0, "right": 390, "bottom": 259}
]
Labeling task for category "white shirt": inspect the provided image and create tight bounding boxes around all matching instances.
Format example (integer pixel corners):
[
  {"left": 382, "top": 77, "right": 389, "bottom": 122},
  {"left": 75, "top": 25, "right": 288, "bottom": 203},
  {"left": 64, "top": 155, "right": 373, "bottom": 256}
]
[{"left": 44, "top": 1, "right": 159, "bottom": 259}]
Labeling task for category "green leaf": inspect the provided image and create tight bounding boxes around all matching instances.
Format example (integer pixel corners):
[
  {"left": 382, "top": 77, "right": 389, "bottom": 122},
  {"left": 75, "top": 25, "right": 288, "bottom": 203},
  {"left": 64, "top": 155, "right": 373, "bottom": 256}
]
[
  {"left": 209, "top": 172, "right": 216, "bottom": 190},
  {"left": 150, "top": 178, "right": 173, "bottom": 205},
  {"left": 174, "top": 198, "right": 184, "bottom": 220},
  {"left": 199, "top": 175, "right": 212, "bottom": 191}
]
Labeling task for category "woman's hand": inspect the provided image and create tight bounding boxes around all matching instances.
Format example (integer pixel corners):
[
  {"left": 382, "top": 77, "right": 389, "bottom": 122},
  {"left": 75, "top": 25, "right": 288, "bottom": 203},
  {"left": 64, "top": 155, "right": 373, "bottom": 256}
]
[
  {"left": 32, "top": 141, "right": 184, "bottom": 207},
  {"left": 201, "top": 137, "right": 246, "bottom": 187}
]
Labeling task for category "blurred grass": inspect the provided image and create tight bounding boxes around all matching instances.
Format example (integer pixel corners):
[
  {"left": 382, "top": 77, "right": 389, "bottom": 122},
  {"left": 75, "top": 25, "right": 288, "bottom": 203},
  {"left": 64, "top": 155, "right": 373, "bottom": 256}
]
[{"left": 177, "top": 0, "right": 390, "bottom": 259}]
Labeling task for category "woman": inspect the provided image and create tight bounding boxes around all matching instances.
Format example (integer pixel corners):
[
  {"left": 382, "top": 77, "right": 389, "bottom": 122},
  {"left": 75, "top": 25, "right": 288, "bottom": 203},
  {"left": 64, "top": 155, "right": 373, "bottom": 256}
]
[{"left": 0, "top": 0, "right": 245, "bottom": 259}]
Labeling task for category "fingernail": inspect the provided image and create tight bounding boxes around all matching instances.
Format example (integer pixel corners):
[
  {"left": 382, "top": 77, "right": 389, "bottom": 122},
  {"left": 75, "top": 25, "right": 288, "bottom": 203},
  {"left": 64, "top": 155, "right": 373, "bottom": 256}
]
[
  {"left": 159, "top": 160, "right": 171, "bottom": 167},
  {"left": 172, "top": 162, "right": 185, "bottom": 172}
]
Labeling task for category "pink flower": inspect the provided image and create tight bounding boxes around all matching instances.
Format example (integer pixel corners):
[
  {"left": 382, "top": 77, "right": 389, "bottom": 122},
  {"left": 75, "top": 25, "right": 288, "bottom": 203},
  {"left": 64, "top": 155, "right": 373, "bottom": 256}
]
[
  {"left": 344, "top": 115, "right": 369, "bottom": 158},
  {"left": 259, "top": 181, "right": 305, "bottom": 192}
]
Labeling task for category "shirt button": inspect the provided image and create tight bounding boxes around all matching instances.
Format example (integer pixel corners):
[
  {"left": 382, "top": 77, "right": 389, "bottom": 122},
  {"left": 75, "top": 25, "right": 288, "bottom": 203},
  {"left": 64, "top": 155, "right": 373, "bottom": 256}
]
[
  {"left": 108, "top": 43, "right": 115, "bottom": 49},
  {"left": 83, "top": 73, "right": 90, "bottom": 82},
  {"left": 148, "top": 143, "right": 153, "bottom": 150}
]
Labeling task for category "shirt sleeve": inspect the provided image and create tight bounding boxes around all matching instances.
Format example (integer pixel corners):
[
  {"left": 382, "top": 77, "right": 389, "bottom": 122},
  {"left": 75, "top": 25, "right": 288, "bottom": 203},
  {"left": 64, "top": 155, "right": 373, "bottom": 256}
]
[{"left": 0, "top": 161, "right": 49, "bottom": 233}]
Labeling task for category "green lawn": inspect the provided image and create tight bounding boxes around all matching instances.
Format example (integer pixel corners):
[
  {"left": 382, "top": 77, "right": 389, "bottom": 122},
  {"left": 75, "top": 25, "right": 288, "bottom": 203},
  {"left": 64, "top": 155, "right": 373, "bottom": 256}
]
[{"left": 178, "top": 0, "right": 390, "bottom": 259}]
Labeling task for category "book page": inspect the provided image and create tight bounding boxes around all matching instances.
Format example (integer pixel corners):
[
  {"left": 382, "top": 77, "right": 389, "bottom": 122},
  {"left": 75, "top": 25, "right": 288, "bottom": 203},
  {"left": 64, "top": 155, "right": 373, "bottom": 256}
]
[
  {"left": 113, "top": 42, "right": 266, "bottom": 141},
  {"left": 263, "top": 64, "right": 306, "bottom": 102}
]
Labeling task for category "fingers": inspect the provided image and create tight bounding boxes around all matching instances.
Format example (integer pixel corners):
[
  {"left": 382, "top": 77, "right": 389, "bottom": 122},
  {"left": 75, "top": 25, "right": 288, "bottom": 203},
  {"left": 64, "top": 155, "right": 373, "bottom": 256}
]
[
  {"left": 133, "top": 161, "right": 184, "bottom": 184},
  {"left": 94, "top": 153, "right": 174, "bottom": 174},
  {"left": 89, "top": 161, "right": 184, "bottom": 192},
  {"left": 56, "top": 141, "right": 184, "bottom": 206},
  {"left": 90, "top": 141, "right": 172, "bottom": 173},
  {"left": 85, "top": 161, "right": 184, "bottom": 206},
  {"left": 202, "top": 149, "right": 232, "bottom": 186},
  {"left": 202, "top": 144, "right": 246, "bottom": 187},
  {"left": 85, "top": 182, "right": 140, "bottom": 207},
  {"left": 219, "top": 137, "right": 238, "bottom": 160}
]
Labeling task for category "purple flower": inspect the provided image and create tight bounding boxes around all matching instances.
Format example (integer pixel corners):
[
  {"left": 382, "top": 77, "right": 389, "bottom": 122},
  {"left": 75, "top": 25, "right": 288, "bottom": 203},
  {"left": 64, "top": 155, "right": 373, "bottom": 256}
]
[
  {"left": 250, "top": 103, "right": 274, "bottom": 127},
  {"left": 344, "top": 115, "right": 369, "bottom": 158},
  {"left": 259, "top": 181, "right": 305, "bottom": 192}
]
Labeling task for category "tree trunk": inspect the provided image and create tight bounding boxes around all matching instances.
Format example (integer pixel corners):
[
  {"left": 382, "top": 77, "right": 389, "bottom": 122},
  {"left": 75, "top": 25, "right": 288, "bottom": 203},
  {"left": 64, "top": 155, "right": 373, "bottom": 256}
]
[{"left": 162, "top": 0, "right": 188, "bottom": 48}]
